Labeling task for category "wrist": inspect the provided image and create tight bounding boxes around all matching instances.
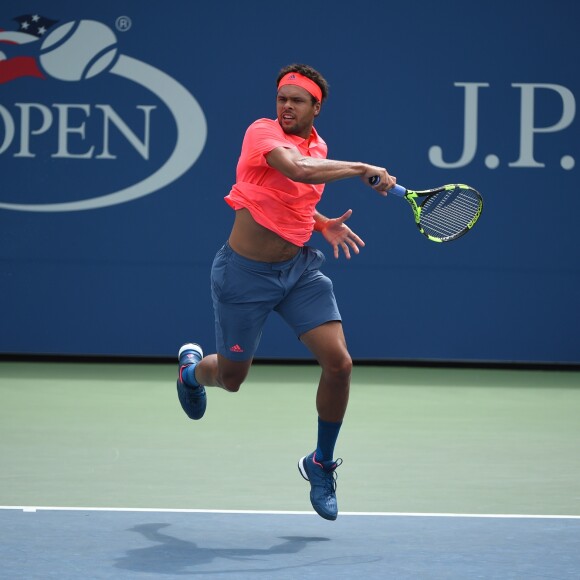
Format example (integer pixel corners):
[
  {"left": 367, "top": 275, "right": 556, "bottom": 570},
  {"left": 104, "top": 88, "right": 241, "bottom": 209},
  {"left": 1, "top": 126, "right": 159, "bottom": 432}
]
[
  {"left": 357, "top": 162, "right": 368, "bottom": 176},
  {"left": 313, "top": 216, "right": 329, "bottom": 232}
]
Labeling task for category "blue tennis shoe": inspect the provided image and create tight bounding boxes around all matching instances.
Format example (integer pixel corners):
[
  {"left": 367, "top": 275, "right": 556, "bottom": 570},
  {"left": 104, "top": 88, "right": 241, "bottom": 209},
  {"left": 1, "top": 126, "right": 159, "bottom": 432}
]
[
  {"left": 298, "top": 451, "right": 343, "bottom": 521},
  {"left": 176, "top": 343, "right": 206, "bottom": 420}
]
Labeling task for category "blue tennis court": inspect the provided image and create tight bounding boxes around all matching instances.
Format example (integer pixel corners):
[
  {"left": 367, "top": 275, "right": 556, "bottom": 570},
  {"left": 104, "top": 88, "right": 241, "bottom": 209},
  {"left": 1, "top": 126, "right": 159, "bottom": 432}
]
[{"left": 2, "top": 508, "right": 579, "bottom": 579}]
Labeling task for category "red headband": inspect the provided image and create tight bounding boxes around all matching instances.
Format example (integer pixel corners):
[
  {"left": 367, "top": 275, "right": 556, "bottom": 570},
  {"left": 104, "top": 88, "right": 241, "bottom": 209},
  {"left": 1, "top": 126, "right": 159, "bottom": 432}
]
[{"left": 277, "top": 72, "right": 322, "bottom": 102}]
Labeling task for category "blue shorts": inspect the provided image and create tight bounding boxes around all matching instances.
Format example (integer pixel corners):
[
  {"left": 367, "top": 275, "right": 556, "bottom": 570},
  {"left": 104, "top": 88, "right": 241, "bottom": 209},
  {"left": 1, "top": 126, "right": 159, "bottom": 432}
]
[{"left": 211, "top": 242, "right": 341, "bottom": 361}]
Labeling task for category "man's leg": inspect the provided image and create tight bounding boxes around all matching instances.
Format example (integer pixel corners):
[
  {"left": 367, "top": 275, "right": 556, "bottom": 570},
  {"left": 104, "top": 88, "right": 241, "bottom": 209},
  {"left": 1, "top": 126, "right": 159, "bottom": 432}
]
[
  {"left": 298, "top": 321, "right": 352, "bottom": 521},
  {"left": 192, "top": 353, "right": 253, "bottom": 393},
  {"left": 180, "top": 348, "right": 253, "bottom": 392},
  {"left": 177, "top": 348, "right": 253, "bottom": 419},
  {"left": 301, "top": 320, "right": 351, "bottom": 421},
  {"left": 300, "top": 321, "right": 351, "bottom": 462}
]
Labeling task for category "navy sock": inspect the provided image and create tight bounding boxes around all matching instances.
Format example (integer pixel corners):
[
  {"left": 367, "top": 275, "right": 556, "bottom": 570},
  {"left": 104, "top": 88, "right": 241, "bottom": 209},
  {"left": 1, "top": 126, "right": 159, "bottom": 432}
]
[
  {"left": 316, "top": 417, "right": 342, "bottom": 467},
  {"left": 182, "top": 364, "right": 201, "bottom": 388}
]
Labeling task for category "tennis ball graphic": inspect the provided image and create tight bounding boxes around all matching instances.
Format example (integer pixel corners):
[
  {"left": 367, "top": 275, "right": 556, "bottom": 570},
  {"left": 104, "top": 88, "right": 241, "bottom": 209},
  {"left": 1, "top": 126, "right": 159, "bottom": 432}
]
[{"left": 39, "top": 20, "right": 118, "bottom": 81}]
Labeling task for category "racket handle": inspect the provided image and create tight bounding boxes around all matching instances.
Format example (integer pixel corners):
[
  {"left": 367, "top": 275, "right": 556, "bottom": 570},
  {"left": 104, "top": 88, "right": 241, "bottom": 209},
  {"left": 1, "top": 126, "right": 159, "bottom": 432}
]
[{"left": 369, "top": 176, "right": 406, "bottom": 197}]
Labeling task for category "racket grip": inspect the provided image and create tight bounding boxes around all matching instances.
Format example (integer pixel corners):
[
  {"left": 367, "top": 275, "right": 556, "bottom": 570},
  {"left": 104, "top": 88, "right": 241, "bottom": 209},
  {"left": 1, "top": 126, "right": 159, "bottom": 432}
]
[{"left": 369, "top": 176, "right": 406, "bottom": 197}]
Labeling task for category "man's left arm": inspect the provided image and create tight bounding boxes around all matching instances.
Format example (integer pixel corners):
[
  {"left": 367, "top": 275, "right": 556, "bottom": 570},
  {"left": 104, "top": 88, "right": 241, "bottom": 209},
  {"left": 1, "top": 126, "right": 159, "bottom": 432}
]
[{"left": 314, "top": 210, "right": 365, "bottom": 260}]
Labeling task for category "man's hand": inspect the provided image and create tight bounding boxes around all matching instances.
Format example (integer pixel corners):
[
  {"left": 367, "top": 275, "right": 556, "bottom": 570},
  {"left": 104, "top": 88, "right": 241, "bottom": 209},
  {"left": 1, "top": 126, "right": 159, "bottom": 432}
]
[
  {"left": 318, "top": 209, "right": 365, "bottom": 259},
  {"left": 362, "top": 165, "right": 396, "bottom": 195}
]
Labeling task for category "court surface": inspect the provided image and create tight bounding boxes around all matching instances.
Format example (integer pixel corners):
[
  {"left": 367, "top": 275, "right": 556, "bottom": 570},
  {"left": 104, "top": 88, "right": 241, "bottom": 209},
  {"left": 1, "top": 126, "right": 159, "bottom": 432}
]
[{"left": 1, "top": 361, "right": 579, "bottom": 578}]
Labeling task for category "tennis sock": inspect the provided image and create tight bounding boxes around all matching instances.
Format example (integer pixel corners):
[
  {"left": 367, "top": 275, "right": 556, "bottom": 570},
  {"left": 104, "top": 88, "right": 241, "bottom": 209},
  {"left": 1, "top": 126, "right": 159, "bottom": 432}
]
[
  {"left": 316, "top": 417, "right": 342, "bottom": 468},
  {"left": 181, "top": 364, "right": 201, "bottom": 388}
]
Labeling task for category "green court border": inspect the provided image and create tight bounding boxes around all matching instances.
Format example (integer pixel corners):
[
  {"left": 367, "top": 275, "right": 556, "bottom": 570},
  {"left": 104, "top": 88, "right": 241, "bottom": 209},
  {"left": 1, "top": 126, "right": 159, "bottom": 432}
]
[{"left": 1, "top": 361, "right": 579, "bottom": 516}]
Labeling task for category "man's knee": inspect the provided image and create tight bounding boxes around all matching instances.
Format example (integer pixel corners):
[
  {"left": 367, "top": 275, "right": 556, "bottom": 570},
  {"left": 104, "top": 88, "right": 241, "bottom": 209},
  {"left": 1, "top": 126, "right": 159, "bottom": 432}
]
[
  {"left": 323, "top": 352, "right": 353, "bottom": 382},
  {"left": 217, "top": 361, "right": 250, "bottom": 392},
  {"left": 220, "top": 376, "right": 243, "bottom": 392}
]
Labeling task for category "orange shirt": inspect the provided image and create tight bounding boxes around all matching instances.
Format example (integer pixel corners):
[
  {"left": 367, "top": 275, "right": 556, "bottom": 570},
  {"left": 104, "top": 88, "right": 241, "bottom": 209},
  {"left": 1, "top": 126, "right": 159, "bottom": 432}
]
[{"left": 225, "top": 118, "right": 328, "bottom": 246}]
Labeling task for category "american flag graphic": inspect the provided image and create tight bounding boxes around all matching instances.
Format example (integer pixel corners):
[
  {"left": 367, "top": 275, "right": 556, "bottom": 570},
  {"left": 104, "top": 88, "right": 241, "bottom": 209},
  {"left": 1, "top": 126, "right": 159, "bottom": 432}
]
[{"left": 0, "top": 14, "right": 58, "bottom": 83}]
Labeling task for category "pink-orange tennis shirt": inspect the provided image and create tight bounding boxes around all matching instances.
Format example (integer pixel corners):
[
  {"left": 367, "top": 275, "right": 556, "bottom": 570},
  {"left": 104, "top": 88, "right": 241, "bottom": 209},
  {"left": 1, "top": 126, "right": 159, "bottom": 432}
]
[{"left": 225, "top": 118, "right": 328, "bottom": 246}]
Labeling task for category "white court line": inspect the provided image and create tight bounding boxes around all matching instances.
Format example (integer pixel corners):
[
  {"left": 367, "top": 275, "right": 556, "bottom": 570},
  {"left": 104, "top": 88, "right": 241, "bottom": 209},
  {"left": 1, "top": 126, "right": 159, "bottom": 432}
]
[{"left": 1, "top": 506, "right": 579, "bottom": 519}]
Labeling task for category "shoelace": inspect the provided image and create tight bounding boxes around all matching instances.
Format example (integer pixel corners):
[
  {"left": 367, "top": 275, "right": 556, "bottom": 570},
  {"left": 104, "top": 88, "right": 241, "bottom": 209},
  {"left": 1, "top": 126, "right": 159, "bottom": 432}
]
[{"left": 323, "top": 458, "right": 343, "bottom": 492}]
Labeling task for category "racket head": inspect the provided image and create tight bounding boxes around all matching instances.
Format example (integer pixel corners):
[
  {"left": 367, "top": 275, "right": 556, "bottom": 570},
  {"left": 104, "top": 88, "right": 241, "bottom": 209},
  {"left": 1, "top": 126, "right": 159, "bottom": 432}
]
[{"left": 406, "top": 184, "right": 483, "bottom": 242}]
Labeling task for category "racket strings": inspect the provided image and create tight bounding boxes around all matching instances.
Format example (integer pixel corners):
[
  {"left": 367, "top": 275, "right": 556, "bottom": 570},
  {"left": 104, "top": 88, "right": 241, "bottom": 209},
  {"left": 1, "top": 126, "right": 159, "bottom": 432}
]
[{"left": 420, "top": 188, "right": 481, "bottom": 240}]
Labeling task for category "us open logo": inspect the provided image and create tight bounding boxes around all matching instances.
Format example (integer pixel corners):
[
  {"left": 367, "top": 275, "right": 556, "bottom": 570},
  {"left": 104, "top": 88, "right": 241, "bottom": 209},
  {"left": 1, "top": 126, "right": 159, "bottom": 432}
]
[{"left": 0, "top": 15, "right": 207, "bottom": 212}]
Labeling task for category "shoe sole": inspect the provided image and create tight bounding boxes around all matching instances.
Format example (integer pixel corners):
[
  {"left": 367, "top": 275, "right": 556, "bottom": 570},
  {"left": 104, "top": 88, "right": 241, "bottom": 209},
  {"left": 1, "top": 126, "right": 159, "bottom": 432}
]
[
  {"left": 298, "top": 456, "right": 309, "bottom": 482},
  {"left": 178, "top": 343, "right": 203, "bottom": 360}
]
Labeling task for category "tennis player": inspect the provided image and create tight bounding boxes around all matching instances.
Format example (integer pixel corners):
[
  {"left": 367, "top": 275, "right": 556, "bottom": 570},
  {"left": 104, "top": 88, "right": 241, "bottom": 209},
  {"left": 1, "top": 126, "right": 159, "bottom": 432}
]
[{"left": 177, "top": 64, "right": 395, "bottom": 521}]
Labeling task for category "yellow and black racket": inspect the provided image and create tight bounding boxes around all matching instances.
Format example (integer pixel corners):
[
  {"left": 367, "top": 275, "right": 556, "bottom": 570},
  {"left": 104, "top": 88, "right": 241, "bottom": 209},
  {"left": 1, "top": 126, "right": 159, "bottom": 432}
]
[{"left": 370, "top": 178, "right": 483, "bottom": 243}]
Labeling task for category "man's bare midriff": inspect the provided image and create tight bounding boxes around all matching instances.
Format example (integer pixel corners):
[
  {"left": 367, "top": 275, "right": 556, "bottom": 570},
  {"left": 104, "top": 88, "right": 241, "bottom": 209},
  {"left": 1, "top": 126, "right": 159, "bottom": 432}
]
[{"left": 228, "top": 208, "right": 301, "bottom": 262}]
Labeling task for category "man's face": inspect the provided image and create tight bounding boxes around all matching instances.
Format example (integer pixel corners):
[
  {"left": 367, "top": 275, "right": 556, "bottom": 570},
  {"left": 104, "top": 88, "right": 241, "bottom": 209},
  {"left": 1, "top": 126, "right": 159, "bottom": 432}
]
[{"left": 276, "top": 85, "right": 321, "bottom": 139}]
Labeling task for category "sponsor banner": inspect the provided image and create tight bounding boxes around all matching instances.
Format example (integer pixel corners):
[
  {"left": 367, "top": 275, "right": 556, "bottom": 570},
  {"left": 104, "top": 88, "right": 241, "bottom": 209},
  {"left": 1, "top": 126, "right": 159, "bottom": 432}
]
[{"left": 1, "top": 1, "right": 579, "bottom": 362}]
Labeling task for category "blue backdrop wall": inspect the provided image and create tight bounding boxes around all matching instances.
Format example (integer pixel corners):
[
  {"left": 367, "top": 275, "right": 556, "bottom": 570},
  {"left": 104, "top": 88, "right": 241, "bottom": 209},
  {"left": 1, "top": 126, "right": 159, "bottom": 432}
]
[{"left": 1, "top": 0, "right": 579, "bottom": 364}]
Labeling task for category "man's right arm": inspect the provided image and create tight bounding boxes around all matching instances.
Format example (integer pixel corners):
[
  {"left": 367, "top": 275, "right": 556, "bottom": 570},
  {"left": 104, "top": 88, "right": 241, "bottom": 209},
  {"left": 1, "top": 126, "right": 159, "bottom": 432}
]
[{"left": 265, "top": 146, "right": 396, "bottom": 194}]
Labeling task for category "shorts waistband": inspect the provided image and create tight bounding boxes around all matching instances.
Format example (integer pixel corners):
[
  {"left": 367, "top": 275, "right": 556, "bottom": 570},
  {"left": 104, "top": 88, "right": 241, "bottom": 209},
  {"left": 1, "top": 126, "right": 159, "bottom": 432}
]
[{"left": 223, "top": 241, "right": 304, "bottom": 272}]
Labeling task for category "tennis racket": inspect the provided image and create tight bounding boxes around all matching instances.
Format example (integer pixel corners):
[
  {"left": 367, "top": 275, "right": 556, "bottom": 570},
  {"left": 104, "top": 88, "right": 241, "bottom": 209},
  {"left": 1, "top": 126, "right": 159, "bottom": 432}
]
[{"left": 369, "top": 178, "right": 483, "bottom": 243}]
